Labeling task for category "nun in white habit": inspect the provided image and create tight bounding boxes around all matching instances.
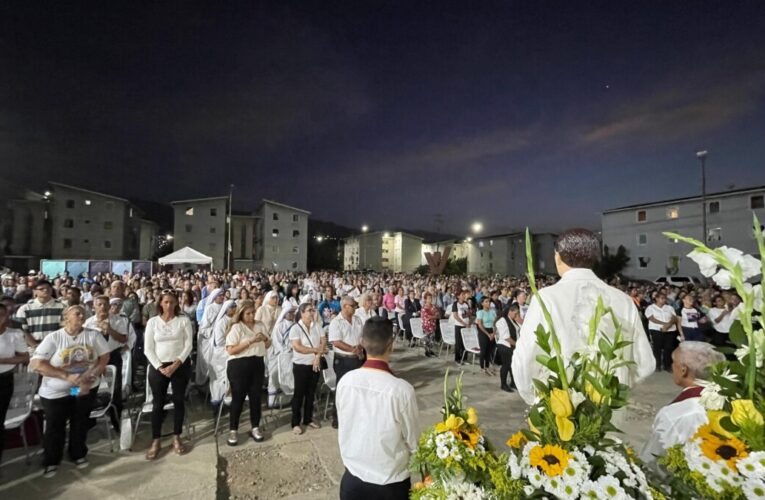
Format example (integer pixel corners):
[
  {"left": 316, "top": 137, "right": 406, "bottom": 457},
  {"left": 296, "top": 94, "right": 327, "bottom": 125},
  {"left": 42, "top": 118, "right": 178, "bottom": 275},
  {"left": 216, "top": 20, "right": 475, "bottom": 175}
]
[
  {"left": 196, "top": 288, "right": 224, "bottom": 386},
  {"left": 267, "top": 301, "right": 298, "bottom": 407},
  {"left": 209, "top": 300, "right": 236, "bottom": 404}
]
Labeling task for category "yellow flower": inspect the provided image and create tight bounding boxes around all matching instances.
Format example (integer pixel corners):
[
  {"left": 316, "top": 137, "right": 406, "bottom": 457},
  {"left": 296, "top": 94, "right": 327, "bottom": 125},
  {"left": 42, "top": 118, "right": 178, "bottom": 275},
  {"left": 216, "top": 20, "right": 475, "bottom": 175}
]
[
  {"left": 707, "top": 410, "right": 734, "bottom": 439},
  {"left": 529, "top": 444, "right": 570, "bottom": 476},
  {"left": 435, "top": 414, "right": 464, "bottom": 434},
  {"left": 461, "top": 429, "right": 481, "bottom": 449},
  {"left": 550, "top": 388, "right": 574, "bottom": 418},
  {"left": 413, "top": 482, "right": 424, "bottom": 490},
  {"left": 466, "top": 407, "right": 478, "bottom": 425},
  {"left": 528, "top": 417, "right": 540, "bottom": 436},
  {"left": 697, "top": 429, "right": 749, "bottom": 471},
  {"left": 731, "top": 399, "right": 764, "bottom": 428},
  {"left": 585, "top": 382, "right": 603, "bottom": 405},
  {"left": 555, "top": 416, "right": 575, "bottom": 442},
  {"left": 506, "top": 431, "right": 528, "bottom": 449}
]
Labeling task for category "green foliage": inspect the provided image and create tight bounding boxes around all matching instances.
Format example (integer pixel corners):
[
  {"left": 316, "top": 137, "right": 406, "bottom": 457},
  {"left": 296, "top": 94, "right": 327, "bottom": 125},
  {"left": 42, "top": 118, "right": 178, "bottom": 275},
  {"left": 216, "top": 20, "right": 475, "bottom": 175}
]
[
  {"left": 594, "top": 244, "right": 631, "bottom": 279},
  {"left": 660, "top": 446, "right": 745, "bottom": 500}
]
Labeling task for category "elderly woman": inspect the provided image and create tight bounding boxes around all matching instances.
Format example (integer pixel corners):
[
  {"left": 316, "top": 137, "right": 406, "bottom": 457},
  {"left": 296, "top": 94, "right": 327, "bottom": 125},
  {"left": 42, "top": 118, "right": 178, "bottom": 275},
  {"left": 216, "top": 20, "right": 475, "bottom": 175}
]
[
  {"left": 225, "top": 300, "right": 271, "bottom": 445},
  {"left": 144, "top": 291, "right": 194, "bottom": 460},
  {"left": 354, "top": 292, "right": 377, "bottom": 324},
  {"left": 30, "top": 305, "right": 110, "bottom": 478},
  {"left": 639, "top": 341, "right": 725, "bottom": 465},
  {"left": 267, "top": 301, "right": 297, "bottom": 408},
  {"left": 209, "top": 300, "right": 237, "bottom": 409},
  {"left": 289, "top": 302, "right": 327, "bottom": 435}
]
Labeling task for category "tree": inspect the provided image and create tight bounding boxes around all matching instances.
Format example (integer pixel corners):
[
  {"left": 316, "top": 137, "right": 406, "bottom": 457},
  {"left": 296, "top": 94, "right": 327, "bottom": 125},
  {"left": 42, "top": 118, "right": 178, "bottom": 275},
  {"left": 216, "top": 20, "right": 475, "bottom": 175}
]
[{"left": 594, "top": 245, "right": 630, "bottom": 279}]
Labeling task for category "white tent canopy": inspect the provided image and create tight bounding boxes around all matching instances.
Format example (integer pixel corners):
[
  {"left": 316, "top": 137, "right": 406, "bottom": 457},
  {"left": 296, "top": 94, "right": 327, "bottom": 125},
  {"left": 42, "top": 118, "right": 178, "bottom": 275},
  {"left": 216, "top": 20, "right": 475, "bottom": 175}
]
[{"left": 158, "top": 246, "right": 214, "bottom": 267}]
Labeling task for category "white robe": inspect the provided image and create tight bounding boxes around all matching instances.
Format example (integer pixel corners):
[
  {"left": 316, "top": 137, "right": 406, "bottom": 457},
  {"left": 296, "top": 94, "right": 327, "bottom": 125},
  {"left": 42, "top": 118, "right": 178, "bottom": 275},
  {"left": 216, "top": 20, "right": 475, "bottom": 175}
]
[
  {"left": 511, "top": 268, "right": 655, "bottom": 405},
  {"left": 209, "top": 312, "right": 231, "bottom": 402},
  {"left": 267, "top": 312, "right": 295, "bottom": 394},
  {"left": 196, "top": 289, "right": 222, "bottom": 386}
]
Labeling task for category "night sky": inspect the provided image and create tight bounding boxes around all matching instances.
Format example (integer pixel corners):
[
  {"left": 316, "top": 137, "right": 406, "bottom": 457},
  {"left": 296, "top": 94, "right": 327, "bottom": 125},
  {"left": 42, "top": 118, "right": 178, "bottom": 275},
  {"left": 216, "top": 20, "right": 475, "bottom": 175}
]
[{"left": 2, "top": 2, "right": 765, "bottom": 235}]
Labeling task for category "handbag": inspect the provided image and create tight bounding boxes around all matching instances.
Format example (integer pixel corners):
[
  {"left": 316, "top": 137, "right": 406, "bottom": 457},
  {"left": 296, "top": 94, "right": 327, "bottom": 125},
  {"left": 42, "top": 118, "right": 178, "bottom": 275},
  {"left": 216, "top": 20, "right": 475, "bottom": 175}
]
[{"left": 299, "top": 324, "right": 328, "bottom": 370}]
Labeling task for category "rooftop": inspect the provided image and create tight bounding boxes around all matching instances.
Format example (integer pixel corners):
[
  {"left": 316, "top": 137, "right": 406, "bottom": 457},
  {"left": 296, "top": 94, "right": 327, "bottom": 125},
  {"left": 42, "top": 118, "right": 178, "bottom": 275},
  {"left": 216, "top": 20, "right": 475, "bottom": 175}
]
[
  {"left": 170, "top": 196, "right": 229, "bottom": 205},
  {"left": 260, "top": 199, "right": 311, "bottom": 215},
  {"left": 603, "top": 184, "right": 765, "bottom": 214},
  {"left": 49, "top": 181, "right": 131, "bottom": 203}
]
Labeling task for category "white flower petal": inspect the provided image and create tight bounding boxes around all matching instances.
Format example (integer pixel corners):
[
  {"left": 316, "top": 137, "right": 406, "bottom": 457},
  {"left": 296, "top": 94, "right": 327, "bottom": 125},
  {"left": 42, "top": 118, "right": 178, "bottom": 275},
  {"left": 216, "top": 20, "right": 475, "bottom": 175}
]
[{"left": 688, "top": 249, "right": 719, "bottom": 277}]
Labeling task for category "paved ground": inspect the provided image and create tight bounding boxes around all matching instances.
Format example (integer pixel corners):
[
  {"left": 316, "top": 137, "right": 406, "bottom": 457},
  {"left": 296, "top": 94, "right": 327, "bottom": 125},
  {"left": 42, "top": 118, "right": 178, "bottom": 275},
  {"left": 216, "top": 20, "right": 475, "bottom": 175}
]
[{"left": 0, "top": 341, "right": 678, "bottom": 499}]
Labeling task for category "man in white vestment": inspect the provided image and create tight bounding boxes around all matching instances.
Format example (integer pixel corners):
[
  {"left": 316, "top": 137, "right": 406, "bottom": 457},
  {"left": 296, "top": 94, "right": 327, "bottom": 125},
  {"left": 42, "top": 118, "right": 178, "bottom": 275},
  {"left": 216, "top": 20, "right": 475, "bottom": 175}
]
[{"left": 512, "top": 229, "right": 655, "bottom": 405}]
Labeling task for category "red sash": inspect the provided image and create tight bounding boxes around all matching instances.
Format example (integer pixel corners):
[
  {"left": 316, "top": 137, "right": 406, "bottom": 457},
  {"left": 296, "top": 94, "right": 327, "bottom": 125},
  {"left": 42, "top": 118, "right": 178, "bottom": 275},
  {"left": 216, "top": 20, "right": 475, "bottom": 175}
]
[
  {"left": 362, "top": 359, "right": 394, "bottom": 376},
  {"left": 671, "top": 386, "right": 703, "bottom": 404}
]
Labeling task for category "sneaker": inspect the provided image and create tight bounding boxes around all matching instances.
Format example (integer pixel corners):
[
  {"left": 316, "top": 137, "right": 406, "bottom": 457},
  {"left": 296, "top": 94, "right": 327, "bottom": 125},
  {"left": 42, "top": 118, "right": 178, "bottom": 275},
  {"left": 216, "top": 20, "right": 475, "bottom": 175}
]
[
  {"left": 292, "top": 426, "right": 303, "bottom": 435},
  {"left": 43, "top": 465, "right": 59, "bottom": 478},
  {"left": 227, "top": 430, "right": 238, "bottom": 447},
  {"left": 74, "top": 458, "right": 89, "bottom": 469},
  {"left": 250, "top": 428, "right": 264, "bottom": 442},
  {"left": 501, "top": 385, "right": 514, "bottom": 393}
]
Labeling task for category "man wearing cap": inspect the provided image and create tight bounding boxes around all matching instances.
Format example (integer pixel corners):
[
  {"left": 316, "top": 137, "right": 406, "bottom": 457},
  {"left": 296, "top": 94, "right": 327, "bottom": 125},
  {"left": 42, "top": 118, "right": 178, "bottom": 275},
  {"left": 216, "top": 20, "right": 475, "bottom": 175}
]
[
  {"left": 85, "top": 295, "right": 134, "bottom": 427},
  {"left": 328, "top": 296, "right": 365, "bottom": 429},
  {"left": 13, "top": 279, "right": 65, "bottom": 352}
]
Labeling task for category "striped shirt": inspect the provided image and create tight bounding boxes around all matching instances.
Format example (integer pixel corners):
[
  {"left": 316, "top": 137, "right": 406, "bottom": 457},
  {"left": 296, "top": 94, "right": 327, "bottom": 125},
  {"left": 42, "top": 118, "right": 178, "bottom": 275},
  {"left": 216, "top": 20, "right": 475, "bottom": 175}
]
[{"left": 13, "top": 298, "right": 65, "bottom": 342}]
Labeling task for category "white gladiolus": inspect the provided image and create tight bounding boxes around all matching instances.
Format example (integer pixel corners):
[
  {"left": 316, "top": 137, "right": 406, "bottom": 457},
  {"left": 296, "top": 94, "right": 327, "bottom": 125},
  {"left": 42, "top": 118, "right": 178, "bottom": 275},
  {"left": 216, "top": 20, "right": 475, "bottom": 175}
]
[
  {"left": 718, "top": 246, "right": 761, "bottom": 280},
  {"left": 687, "top": 249, "right": 718, "bottom": 277},
  {"left": 712, "top": 269, "right": 734, "bottom": 289},
  {"left": 569, "top": 389, "right": 586, "bottom": 410}
]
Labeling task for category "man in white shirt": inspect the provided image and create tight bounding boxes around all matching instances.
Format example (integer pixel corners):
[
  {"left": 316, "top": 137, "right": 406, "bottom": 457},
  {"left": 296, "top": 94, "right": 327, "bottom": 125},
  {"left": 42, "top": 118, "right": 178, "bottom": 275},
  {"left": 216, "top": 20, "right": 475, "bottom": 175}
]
[
  {"left": 639, "top": 341, "right": 724, "bottom": 466},
  {"left": 336, "top": 317, "right": 419, "bottom": 499},
  {"left": 512, "top": 229, "right": 655, "bottom": 405},
  {"left": 645, "top": 293, "right": 678, "bottom": 371},
  {"left": 329, "top": 296, "right": 365, "bottom": 429}
]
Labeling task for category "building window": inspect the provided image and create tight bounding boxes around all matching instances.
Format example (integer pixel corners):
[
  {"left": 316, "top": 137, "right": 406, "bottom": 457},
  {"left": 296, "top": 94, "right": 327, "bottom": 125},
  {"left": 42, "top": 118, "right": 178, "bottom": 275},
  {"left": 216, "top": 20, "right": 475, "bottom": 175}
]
[
  {"left": 752, "top": 195, "right": 765, "bottom": 209},
  {"left": 489, "top": 240, "right": 494, "bottom": 246},
  {"left": 272, "top": 229, "right": 279, "bottom": 237},
  {"left": 291, "top": 262, "right": 298, "bottom": 269},
  {"left": 292, "top": 214, "right": 299, "bottom": 222},
  {"left": 84, "top": 199, "right": 92, "bottom": 206},
  {"left": 210, "top": 208, "right": 217, "bottom": 216},
  {"left": 185, "top": 224, "right": 193, "bottom": 233},
  {"left": 185, "top": 207, "right": 194, "bottom": 216},
  {"left": 83, "top": 239, "right": 89, "bottom": 244},
  {"left": 292, "top": 246, "right": 299, "bottom": 254},
  {"left": 105, "top": 201, "right": 114, "bottom": 210},
  {"left": 104, "top": 221, "right": 113, "bottom": 230},
  {"left": 210, "top": 242, "right": 216, "bottom": 250},
  {"left": 104, "top": 240, "right": 112, "bottom": 249},
  {"left": 272, "top": 213, "right": 279, "bottom": 221},
  {"left": 636, "top": 210, "right": 647, "bottom": 222},
  {"left": 709, "top": 201, "right": 720, "bottom": 214},
  {"left": 292, "top": 230, "right": 300, "bottom": 238},
  {"left": 272, "top": 245, "right": 279, "bottom": 253},
  {"left": 66, "top": 199, "right": 75, "bottom": 209},
  {"left": 488, "top": 251, "right": 493, "bottom": 259},
  {"left": 667, "top": 207, "right": 679, "bottom": 219},
  {"left": 638, "top": 257, "right": 649, "bottom": 268},
  {"left": 63, "top": 238, "right": 72, "bottom": 249},
  {"left": 478, "top": 241, "right": 484, "bottom": 248},
  {"left": 210, "top": 227, "right": 216, "bottom": 233},
  {"left": 63, "top": 219, "right": 74, "bottom": 228},
  {"left": 128, "top": 207, "right": 133, "bottom": 217},
  {"left": 668, "top": 256, "right": 680, "bottom": 273},
  {"left": 707, "top": 227, "right": 722, "bottom": 242},
  {"left": 637, "top": 233, "right": 647, "bottom": 246}
]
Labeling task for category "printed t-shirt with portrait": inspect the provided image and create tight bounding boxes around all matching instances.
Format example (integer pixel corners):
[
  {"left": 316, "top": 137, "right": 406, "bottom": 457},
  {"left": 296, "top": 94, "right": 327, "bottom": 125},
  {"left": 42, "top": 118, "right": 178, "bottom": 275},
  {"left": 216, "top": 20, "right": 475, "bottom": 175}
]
[{"left": 32, "top": 327, "right": 110, "bottom": 399}]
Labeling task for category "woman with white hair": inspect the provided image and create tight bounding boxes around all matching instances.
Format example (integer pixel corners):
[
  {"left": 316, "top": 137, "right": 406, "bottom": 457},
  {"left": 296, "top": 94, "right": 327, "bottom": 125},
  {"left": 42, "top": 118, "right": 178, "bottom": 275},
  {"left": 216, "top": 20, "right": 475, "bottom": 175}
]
[
  {"left": 196, "top": 288, "right": 223, "bottom": 386},
  {"left": 267, "top": 301, "right": 297, "bottom": 407},
  {"left": 639, "top": 341, "right": 725, "bottom": 465}
]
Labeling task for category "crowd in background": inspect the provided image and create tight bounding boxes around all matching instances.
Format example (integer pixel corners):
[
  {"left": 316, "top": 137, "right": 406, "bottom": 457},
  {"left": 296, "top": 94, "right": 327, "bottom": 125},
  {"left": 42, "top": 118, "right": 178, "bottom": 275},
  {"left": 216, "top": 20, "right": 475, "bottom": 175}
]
[{"left": 0, "top": 265, "right": 745, "bottom": 477}]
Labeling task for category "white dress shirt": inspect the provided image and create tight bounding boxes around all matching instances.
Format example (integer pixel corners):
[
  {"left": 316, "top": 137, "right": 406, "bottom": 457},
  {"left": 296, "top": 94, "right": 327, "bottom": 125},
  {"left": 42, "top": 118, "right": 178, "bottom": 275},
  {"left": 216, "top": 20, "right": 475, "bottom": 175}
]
[
  {"left": 645, "top": 304, "right": 677, "bottom": 332},
  {"left": 336, "top": 363, "right": 420, "bottom": 484},
  {"left": 639, "top": 391, "right": 707, "bottom": 465},
  {"left": 354, "top": 307, "right": 377, "bottom": 325},
  {"left": 512, "top": 268, "right": 654, "bottom": 404},
  {"left": 328, "top": 314, "right": 364, "bottom": 355},
  {"left": 0, "top": 328, "right": 26, "bottom": 374},
  {"left": 289, "top": 320, "right": 324, "bottom": 365},
  {"left": 144, "top": 315, "right": 194, "bottom": 369},
  {"left": 84, "top": 313, "right": 135, "bottom": 353},
  {"left": 495, "top": 317, "right": 518, "bottom": 348}
]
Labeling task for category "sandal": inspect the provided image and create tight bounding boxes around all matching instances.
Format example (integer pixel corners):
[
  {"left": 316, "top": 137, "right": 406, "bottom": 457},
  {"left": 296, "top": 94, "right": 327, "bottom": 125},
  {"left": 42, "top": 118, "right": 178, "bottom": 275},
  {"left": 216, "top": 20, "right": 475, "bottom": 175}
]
[
  {"left": 145, "top": 441, "right": 161, "bottom": 461},
  {"left": 172, "top": 437, "right": 188, "bottom": 455},
  {"left": 307, "top": 421, "right": 321, "bottom": 429}
]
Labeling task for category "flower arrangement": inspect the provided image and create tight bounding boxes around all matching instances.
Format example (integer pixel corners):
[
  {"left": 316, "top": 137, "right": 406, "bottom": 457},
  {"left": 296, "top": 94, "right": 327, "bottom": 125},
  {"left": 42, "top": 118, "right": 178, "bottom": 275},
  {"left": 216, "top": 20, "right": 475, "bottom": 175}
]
[
  {"left": 410, "top": 370, "right": 497, "bottom": 499},
  {"left": 657, "top": 215, "right": 765, "bottom": 499},
  {"left": 489, "top": 229, "right": 659, "bottom": 499}
]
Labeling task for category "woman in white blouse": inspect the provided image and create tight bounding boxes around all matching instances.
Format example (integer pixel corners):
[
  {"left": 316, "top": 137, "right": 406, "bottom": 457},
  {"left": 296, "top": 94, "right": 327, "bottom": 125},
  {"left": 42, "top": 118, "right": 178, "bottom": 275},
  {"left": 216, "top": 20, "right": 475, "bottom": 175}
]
[
  {"left": 0, "top": 303, "right": 29, "bottom": 466},
  {"left": 289, "top": 302, "right": 327, "bottom": 435},
  {"left": 143, "top": 291, "right": 193, "bottom": 460},
  {"left": 225, "top": 300, "right": 271, "bottom": 446}
]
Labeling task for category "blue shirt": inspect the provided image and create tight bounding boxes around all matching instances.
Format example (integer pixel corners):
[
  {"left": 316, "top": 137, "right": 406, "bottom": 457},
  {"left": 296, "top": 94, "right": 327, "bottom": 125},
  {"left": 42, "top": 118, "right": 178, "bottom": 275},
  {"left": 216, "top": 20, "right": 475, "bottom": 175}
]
[{"left": 476, "top": 309, "right": 497, "bottom": 329}]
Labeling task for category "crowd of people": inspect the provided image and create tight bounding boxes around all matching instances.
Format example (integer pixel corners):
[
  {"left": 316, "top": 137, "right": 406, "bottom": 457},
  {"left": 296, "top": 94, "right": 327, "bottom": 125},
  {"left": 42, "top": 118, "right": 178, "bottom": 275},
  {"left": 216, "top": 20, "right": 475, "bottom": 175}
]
[{"left": 0, "top": 240, "right": 746, "bottom": 484}]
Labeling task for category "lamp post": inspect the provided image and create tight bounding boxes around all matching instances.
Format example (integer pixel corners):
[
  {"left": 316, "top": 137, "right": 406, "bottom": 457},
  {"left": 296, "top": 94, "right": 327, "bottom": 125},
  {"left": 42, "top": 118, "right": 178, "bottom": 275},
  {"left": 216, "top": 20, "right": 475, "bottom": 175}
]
[
  {"left": 697, "top": 150, "right": 708, "bottom": 242},
  {"left": 360, "top": 225, "right": 369, "bottom": 271}
]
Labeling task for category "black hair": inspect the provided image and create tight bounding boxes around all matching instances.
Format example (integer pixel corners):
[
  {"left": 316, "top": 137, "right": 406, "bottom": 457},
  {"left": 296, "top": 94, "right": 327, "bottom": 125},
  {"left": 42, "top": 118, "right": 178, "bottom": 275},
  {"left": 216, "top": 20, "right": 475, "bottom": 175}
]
[
  {"left": 362, "top": 316, "right": 394, "bottom": 356},
  {"left": 554, "top": 229, "right": 600, "bottom": 269}
]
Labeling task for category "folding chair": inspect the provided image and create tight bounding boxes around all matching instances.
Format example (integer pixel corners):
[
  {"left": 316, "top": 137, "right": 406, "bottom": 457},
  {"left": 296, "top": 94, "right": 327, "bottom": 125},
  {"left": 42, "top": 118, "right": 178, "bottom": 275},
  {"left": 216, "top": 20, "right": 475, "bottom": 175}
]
[
  {"left": 121, "top": 350, "right": 132, "bottom": 401},
  {"left": 460, "top": 327, "right": 482, "bottom": 367},
  {"left": 320, "top": 351, "right": 337, "bottom": 421},
  {"left": 439, "top": 320, "right": 455, "bottom": 358},
  {"left": 397, "top": 314, "right": 407, "bottom": 343},
  {"left": 4, "top": 370, "right": 39, "bottom": 464},
  {"left": 131, "top": 372, "right": 191, "bottom": 450},
  {"left": 409, "top": 318, "right": 426, "bottom": 347},
  {"left": 89, "top": 365, "right": 118, "bottom": 452}
]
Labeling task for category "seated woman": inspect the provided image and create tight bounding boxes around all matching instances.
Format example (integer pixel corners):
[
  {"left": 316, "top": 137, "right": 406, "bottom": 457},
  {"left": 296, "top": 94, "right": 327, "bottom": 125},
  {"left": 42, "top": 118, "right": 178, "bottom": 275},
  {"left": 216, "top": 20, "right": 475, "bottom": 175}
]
[{"left": 639, "top": 341, "right": 725, "bottom": 465}]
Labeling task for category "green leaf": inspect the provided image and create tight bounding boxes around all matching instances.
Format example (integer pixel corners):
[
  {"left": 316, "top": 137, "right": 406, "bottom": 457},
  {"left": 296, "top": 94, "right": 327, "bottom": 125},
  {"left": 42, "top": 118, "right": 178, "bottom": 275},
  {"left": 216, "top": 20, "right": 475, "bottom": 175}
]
[
  {"left": 720, "top": 416, "right": 739, "bottom": 433},
  {"left": 729, "top": 321, "right": 746, "bottom": 347}
]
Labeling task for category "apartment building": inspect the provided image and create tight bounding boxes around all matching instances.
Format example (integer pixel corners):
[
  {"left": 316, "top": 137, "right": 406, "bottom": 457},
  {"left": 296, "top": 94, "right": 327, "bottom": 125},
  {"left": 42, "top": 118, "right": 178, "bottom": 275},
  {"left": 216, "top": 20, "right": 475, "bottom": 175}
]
[
  {"left": 601, "top": 185, "right": 765, "bottom": 279},
  {"left": 170, "top": 196, "right": 229, "bottom": 269},
  {"left": 253, "top": 200, "right": 310, "bottom": 272},
  {"left": 343, "top": 231, "right": 423, "bottom": 272},
  {"left": 466, "top": 232, "right": 557, "bottom": 276}
]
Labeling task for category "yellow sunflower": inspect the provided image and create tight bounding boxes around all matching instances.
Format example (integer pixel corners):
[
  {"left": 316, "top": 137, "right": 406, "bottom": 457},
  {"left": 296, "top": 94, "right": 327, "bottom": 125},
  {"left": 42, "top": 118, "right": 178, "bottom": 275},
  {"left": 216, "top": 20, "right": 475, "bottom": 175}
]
[
  {"left": 695, "top": 425, "right": 749, "bottom": 470},
  {"left": 529, "top": 444, "right": 570, "bottom": 477},
  {"left": 506, "top": 431, "right": 528, "bottom": 449}
]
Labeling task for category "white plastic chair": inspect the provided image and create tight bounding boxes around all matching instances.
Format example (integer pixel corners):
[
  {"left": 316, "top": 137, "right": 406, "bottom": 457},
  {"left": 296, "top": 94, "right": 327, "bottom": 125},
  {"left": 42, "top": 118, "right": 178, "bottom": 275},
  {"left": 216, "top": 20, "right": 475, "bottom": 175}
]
[
  {"left": 397, "top": 314, "right": 407, "bottom": 343},
  {"left": 439, "top": 320, "right": 455, "bottom": 358},
  {"left": 121, "top": 350, "right": 132, "bottom": 400},
  {"left": 89, "top": 365, "right": 118, "bottom": 452},
  {"left": 4, "top": 370, "right": 39, "bottom": 464},
  {"left": 460, "top": 327, "right": 482, "bottom": 366},
  {"left": 131, "top": 371, "right": 190, "bottom": 449},
  {"left": 410, "top": 318, "right": 426, "bottom": 346},
  {"left": 321, "top": 351, "right": 336, "bottom": 420}
]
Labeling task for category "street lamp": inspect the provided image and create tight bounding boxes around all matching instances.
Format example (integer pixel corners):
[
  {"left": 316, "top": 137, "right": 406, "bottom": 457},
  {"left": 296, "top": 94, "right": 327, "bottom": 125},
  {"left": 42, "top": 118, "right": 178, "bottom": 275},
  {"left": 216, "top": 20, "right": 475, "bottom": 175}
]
[
  {"left": 166, "top": 234, "right": 173, "bottom": 241},
  {"left": 471, "top": 221, "right": 483, "bottom": 234},
  {"left": 466, "top": 236, "right": 473, "bottom": 243},
  {"left": 316, "top": 236, "right": 324, "bottom": 243},
  {"left": 697, "top": 150, "right": 708, "bottom": 242},
  {"left": 360, "top": 225, "right": 369, "bottom": 270}
]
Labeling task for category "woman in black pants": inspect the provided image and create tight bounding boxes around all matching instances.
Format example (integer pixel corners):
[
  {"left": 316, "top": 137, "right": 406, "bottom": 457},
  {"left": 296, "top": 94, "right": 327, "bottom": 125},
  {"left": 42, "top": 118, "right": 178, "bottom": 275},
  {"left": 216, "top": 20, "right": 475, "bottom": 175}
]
[
  {"left": 494, "top": 304, "right": 520, "bottom": 392},
  {"left": 143, "top": 291, "right": 194, "bottom": 460},
  {"left": 225, "top": 300, "right": 271, "bottom": 446},
  {"left": 475, "top": 297, "right": 497, "bottom": 376},
  {"left": 0, "top": 303, "right": 30, "bottom": 465},
  {"left": 288, "top": 302, "right": 327, "bottom": 435}
]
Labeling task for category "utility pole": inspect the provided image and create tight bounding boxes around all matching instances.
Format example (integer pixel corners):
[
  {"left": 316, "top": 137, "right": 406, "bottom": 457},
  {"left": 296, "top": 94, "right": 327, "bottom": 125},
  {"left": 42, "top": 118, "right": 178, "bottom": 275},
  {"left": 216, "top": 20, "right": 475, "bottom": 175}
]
[
  {"left": 696, "top": 150, "right": 708, "bottom": 243},
  {"left": 227, "top": 184, "right": 234, "bottom": 271}
]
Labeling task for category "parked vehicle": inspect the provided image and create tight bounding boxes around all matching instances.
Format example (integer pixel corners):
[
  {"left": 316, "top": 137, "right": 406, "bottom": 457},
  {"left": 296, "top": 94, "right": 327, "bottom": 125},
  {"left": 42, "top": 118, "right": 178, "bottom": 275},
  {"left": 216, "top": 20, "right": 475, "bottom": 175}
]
[{"left": 654, "top": 276, "right": 703, "bottom": 287}]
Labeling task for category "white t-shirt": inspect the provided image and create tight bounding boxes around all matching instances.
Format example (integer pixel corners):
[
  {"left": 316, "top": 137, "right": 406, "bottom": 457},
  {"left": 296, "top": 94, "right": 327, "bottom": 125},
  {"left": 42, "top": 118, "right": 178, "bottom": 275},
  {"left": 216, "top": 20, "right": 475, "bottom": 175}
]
[
  {"left": 681, "top": 308, "right": 701, "bottom": 328},
  {"left": 0, "top": 328, "right": 26, "bottom": 374},
  {"left": 645, "top": 304, "right": 677, "bottom": 332},
  {"left": 32, "top": 328, "right": 110, "bottom": 399},
  {"left": 84, "top": 314, "right": 134, "bottom": 353},
  {"left": 708, "top": 307, "right": 734, "bottom": 334},
  {"left": 450, "top": 302, "right": 470, "bottom": 327},
  {"left": 289, "top": 320, "right": 324, "bottom": 366}
]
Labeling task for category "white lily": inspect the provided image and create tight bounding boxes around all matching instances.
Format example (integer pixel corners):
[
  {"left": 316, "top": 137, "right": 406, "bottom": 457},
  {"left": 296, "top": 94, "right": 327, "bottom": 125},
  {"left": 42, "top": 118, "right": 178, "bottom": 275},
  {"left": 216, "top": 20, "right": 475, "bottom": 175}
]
[
  {"left": 569, "top": 389, "right": 586, "bottom": 410},
  {"left": 687, "top": 249, "right": 718, "bottom": 277}
]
